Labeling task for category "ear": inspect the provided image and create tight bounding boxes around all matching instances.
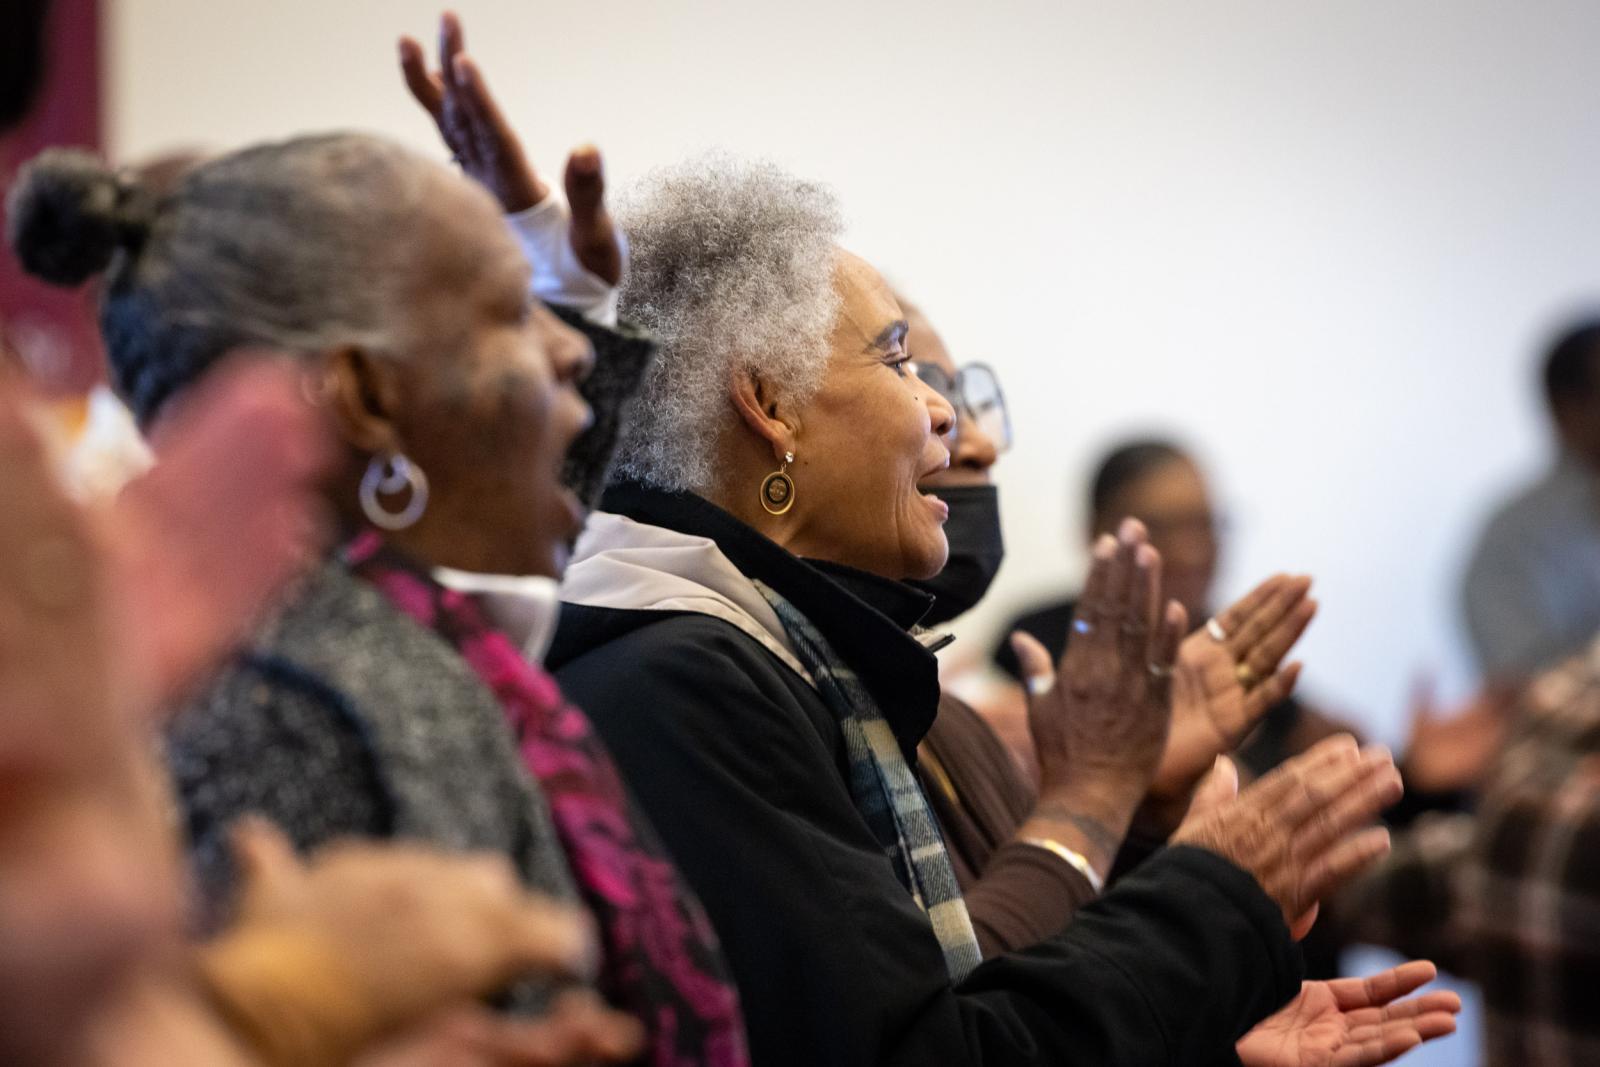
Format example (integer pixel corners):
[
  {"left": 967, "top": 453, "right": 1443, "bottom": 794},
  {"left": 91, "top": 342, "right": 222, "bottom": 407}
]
[
  {"left": 321, "top": 346, "right": 405, "bottom": 456},
  {"left": 728, "top": 366, "right": 798, "bottom": 463}
]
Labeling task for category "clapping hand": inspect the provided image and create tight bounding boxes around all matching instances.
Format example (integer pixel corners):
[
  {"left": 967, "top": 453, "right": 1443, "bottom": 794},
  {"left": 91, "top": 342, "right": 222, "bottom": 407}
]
[
  {"left": 399, "top": 11, "right": 622, "bottom": 285},
  {"left": 115, "top": 359, "right": 332, "bottom": 712},
  {"left": 1237, "top": 961, "right": 1461, "bottom": 1067},
  {"left": 1402, "top": 675, "right": 1512, "bottom": 794},
  {"left": 1172, "top": 736, "right": 1401, "bottom": 938},
  {"left": 1009, "top": 519, "right": 1187, "bottom": 875},
  {"left": 1145, "top": 575, "right": 1317, "bottom": 825}
]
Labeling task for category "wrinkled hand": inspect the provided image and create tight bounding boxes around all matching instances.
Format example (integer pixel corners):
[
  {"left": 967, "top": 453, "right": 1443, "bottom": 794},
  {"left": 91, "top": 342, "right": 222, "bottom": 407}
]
[
  {"left": 398, "top": 12, "right": 622, "bottom": 285},
  {"left": 353, "top": 992, "right": 643, "bottom": 1067},
  {"left": 1010, "top": 519, "right": 1187, "bottom": 872},
  {"left": 1011, "top": 519, "right": 1189, "bottom": 798},
  {"left": 215, "top": 820, "right": 597, "bottom": 1043},
  {"left": 1402, "top": 675, "right": 1513, "bottom": 794},
  {"left": 1172, "top": 736, "right": 1401, "bottom": 935},
  {"left": 1237, "top": 961, "right": 1461, "bottom": 1067},
  {"left": 1147, "top": 575, "right": 1316, "bottom": 821}
]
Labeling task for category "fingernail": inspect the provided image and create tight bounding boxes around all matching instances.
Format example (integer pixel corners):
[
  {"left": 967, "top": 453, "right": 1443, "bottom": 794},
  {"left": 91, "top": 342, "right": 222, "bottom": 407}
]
[
  {"left": 1094, "top": 534, "right": 1116, "bottom": 559},
  {"left": 1119, "top": 517, "right": 1142, "bottom": 543},
  {"left": 1135, "top": 544, "right": 1157, "bottom": 568}
]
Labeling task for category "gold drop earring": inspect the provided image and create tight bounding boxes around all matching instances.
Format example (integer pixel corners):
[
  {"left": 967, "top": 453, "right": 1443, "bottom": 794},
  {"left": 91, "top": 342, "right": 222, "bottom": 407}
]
[{"left": 760, "top": 451, "right": 796, "bottom": 515}]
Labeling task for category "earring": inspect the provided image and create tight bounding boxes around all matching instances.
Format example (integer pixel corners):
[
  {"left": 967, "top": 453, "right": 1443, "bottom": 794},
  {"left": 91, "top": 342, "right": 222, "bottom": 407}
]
[
  {"left": 760, "top": 451, "right": 796, "bottom": 516},
  {"left": 360, "top": 452, "right": 430, "bottom": 531}
]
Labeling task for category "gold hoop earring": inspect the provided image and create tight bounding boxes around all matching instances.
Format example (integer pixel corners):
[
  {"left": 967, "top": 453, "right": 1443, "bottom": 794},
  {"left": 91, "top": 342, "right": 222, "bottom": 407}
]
[{"left": 760, "top": 451, "right": 796, "bottom": 515}]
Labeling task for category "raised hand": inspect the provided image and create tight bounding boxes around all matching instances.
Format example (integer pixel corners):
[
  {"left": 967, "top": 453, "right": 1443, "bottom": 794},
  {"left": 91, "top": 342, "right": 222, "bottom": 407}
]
[
  {"left": 198, "top": 821, "right": 602, "bottom": 1066},
  {"left": 1171, "top": 737, "right": 1401, "bottom": 935},
  {"left": 1009, "top": 518, "right": 1187, "bottom": 878},
  {"left": 1237, "top": 961, "right": 1461, "bottom": 1067},
  {"left": 398, "top": 12, "right": 622, "bottom": 285},
  {"left": 1146, "top": 575, "right": 1317, "bottom": 822}
]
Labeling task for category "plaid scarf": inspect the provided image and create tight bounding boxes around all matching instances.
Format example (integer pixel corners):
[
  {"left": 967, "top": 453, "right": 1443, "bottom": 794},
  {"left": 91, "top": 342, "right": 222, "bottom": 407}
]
[{"left": 755, "top": 581, "right": 982, "bottom": 982}]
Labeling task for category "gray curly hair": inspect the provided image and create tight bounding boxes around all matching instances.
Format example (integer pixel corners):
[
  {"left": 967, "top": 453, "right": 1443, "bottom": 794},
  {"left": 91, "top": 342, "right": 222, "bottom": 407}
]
[{"left": 612, "top": 154, "right": 843, "bottom": 492}]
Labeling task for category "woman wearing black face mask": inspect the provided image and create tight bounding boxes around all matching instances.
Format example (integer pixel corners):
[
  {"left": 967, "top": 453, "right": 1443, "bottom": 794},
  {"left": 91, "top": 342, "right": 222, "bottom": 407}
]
[
  {"left": 902, "top": 296, "right": 1317, "bottom": 938},
  {"left": 900, "top": 299, "right": 1101, "bottom": 951},
  {"left": 903, "top": 301, "right": 1461, "bottom": 1066}
]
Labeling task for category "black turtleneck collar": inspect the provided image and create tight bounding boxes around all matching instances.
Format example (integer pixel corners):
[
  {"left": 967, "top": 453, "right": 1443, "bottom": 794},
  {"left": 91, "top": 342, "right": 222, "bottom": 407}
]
[{"left": 596, "top": 481, "right": 944, "bottom": 751}]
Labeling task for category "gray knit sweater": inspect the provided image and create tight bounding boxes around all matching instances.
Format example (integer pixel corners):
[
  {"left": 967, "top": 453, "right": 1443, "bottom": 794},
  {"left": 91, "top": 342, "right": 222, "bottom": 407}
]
[{"left": 166, "top": 560, "right": 577, "bottom": 1011}]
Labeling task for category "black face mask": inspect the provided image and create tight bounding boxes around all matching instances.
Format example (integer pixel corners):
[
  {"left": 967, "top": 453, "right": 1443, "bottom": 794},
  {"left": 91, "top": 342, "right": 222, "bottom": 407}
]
[{"left": 910, "top": 484, "right": 1005, "bottom": 626}]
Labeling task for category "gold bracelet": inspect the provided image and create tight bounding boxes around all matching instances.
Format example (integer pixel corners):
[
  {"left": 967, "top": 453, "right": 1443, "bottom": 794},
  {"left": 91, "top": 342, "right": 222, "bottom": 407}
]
[{"left": 1018, "top": 836, "right": 1105, "bottom": 894}]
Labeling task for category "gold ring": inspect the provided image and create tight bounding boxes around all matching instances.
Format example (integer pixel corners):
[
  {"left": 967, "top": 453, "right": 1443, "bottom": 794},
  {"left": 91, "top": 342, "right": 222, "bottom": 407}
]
[{"left": 1234, "top": 662, "right": 1261, "bottom": 689}]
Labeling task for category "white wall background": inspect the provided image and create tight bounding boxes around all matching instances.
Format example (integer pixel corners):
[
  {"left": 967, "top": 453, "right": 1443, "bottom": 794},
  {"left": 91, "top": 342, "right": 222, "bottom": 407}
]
[
  {"left": 107, "top": 1, "right": 1600, "bottom": 740},
  {"left": 108, "top": 3, "right": 1600, "bottom": 1061}
]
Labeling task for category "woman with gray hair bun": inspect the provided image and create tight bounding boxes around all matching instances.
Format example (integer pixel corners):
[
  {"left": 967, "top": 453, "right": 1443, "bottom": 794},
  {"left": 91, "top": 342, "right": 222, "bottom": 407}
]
[
  {"left": 9, "top": 130, "right": 747, "bottom": 1066},
  {"left": 548, "top": 154, "right": 1405, "bottom": 1067}
]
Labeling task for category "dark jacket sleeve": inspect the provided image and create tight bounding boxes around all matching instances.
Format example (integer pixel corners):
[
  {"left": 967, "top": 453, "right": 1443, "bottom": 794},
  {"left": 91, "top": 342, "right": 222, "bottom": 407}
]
[
  {"left": 164, "top": 654, "right": 391, "bottom": 930},
  {"left": 559, "top": 618, "right": 1301, "bottom": 1067}
]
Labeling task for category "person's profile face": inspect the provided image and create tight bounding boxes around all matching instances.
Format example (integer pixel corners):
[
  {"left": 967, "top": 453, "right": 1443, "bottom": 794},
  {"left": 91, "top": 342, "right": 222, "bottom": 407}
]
[
  {"left": 778, "top": 251, "right": 956, "bottom": 580},
  {"left": 1100, "top": 457, "right": 1219, "bottom": 622},
  {"left": 388, "top": 172, "right": 592, "bottom": 577},
  {"left": 907, "top": 308, "right": 1002, "bottom": 489}
]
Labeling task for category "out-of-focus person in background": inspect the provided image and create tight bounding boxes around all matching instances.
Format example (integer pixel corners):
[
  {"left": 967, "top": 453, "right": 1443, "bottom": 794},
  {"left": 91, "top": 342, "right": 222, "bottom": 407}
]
[
  {"left": 1337, "top": 632, "right": 1600, "bottom": 1067},
  {"left": 990, "top": 439, "right": 1508, "bottom": 800},
  {"left": 1461, "top": 318, "right": 1600, "bottom": 685},
  {"left": 992, "top": 440, "right": 1350, "bottom": 777}
]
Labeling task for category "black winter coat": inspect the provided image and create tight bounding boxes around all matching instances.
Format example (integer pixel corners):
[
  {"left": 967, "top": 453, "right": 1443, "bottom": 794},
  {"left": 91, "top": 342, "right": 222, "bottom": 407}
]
[{"left": 549, "top": 483, "right": 1301, "bottom": 1067}]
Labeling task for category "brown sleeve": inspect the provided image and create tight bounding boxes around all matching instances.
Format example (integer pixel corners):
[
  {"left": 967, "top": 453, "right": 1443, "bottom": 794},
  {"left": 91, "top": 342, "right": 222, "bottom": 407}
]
[
  {"left": 963, "top": 841, "right": 1099, "bottom": 957},
  {"left": 922, "top": 694, "right": 1100, "bottom": 957}
]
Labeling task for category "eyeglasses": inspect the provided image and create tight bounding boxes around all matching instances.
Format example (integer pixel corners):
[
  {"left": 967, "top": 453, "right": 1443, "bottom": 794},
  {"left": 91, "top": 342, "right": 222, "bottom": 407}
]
[{"left": 913, "top": 361, "right": 1013, "bottom": 453}]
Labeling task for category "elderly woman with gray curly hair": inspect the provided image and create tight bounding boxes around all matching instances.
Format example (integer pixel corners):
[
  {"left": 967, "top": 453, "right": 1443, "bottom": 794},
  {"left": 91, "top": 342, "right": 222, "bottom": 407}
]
[{"left": 546, "top": 153, "right": 1409, "bottom": 1067}]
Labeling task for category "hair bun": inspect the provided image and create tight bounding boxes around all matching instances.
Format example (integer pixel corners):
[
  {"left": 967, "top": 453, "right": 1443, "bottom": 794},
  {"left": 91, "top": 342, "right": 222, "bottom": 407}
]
[{"left": 5, "top": 147, "right": 153, "bottom": 287}]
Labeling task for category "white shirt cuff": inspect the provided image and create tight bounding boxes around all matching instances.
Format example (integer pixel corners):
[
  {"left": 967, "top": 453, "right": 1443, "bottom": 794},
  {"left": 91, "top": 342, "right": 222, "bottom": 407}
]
[{"left": 505, "top": 196, "right": 625, "bottom": 328}]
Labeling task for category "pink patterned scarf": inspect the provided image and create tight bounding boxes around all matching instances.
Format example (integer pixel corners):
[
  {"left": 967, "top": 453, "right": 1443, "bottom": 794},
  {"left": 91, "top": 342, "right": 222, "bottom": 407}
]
[{"left": 345, "top": 532, "right": 748, "bottom": 1067}]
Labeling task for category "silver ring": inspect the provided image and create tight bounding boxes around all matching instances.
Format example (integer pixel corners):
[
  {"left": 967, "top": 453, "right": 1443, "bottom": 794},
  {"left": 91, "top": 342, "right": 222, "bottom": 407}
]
[
  {"left": 1147, "top": 662, "right": 1174, "bottom": 679},
  {"left": 1073, "top": 618, "right": 1093, "bottom": 635},
  {"left": 1206, "top": 618, "right": 1229, "bottom": 643}
]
